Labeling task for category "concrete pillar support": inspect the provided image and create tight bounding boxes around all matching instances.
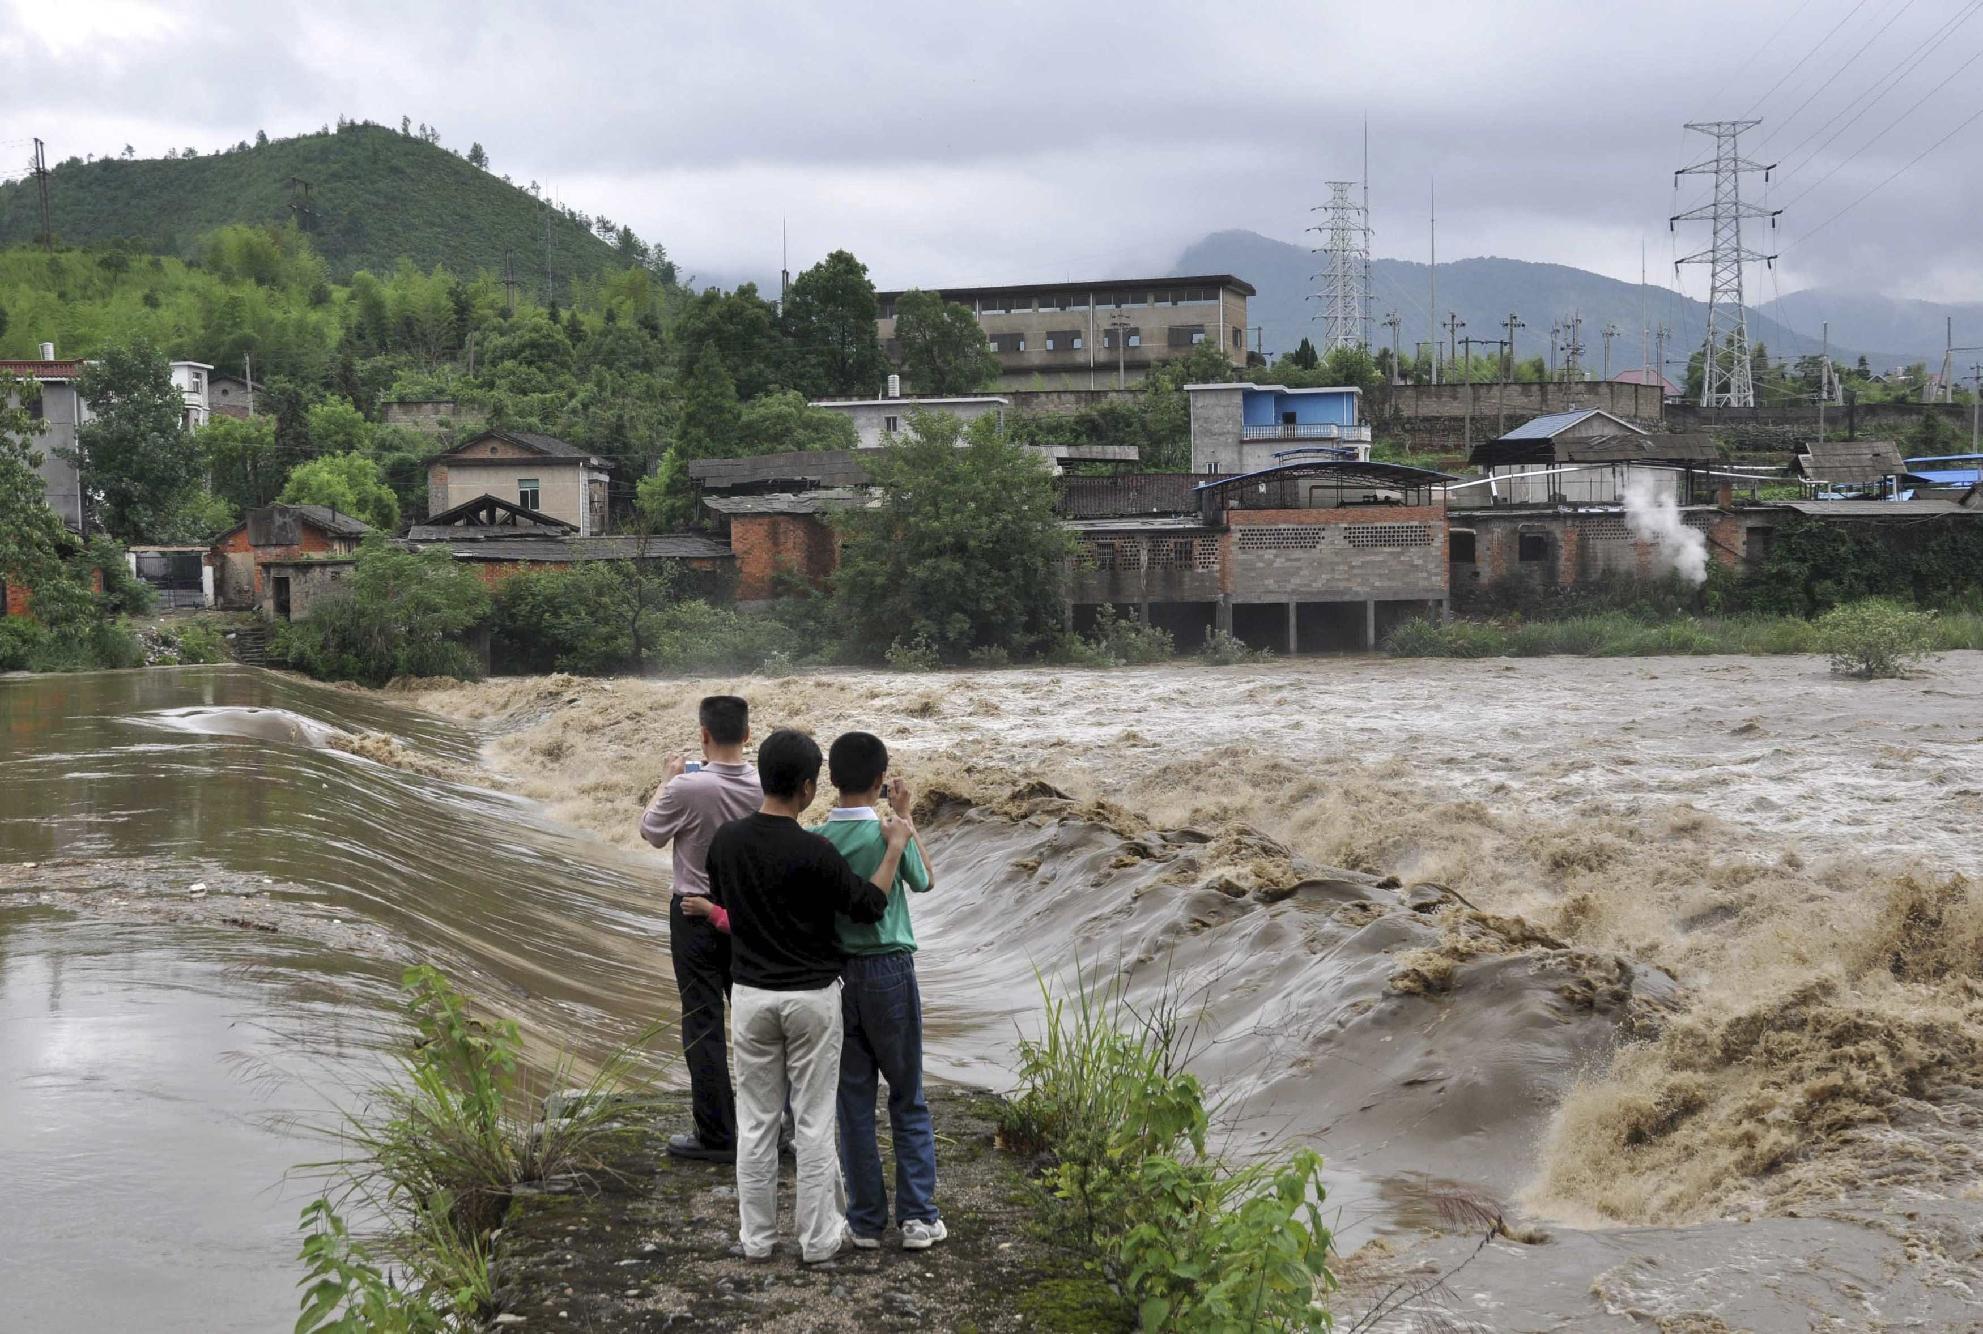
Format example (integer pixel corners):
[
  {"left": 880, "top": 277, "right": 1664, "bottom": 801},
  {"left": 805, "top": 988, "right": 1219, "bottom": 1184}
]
[
  {"left": 1215, "top": 597, "right": 1233, "bottom": 635},
  {"left": 1286, "top": 601, "right": 1298, "bottom": 657},
  {"left": 1365, "top": 600, "right": 1377, "bottom": 650}
]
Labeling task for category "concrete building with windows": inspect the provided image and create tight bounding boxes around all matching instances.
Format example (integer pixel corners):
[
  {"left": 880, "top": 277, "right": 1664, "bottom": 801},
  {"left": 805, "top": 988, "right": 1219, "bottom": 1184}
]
[
  {"left": 1066, "top": 459, "right": 1453, "bottom": 653},
  {"left": 1186, "top": 383, "right": 1371, "bottom": 475},
  {"left": 808, "top": 390, "right": 1008, "bottom": 449},
  {"left": 426, "top": 430, "right": 610, "bottom": 535},
  {"left": 2, "top": 346, "right": 91, "bottom": 531},
  {"left": 874, "top": 275, "right": 1254, "bottom": 390},
  {"left": 169, "top": 361, "right": 212, "bottom": 430}
]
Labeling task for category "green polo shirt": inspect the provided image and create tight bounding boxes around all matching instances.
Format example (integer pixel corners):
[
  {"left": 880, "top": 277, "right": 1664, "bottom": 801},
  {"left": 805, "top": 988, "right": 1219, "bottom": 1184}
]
[{"left": 814, "top": 808, "right": 930, "bottom": 956}]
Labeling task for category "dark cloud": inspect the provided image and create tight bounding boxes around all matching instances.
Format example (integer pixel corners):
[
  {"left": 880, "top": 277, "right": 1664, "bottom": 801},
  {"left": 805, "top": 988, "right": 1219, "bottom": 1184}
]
[{"left": 8, "top": 0, "right": 1978, "bottom": 299}]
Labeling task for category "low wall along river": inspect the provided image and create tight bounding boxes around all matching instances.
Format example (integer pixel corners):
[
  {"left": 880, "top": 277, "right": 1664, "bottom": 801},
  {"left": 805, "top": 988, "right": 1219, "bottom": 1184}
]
[{"left": 4, "top": 657, "right": 1981, "bottom": 1329}]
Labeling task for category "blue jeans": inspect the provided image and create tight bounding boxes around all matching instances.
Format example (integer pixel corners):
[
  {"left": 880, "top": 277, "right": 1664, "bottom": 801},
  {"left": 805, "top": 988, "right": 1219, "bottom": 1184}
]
[{"left": 837, "top": 951, "right": 938, "bottom": 1235}]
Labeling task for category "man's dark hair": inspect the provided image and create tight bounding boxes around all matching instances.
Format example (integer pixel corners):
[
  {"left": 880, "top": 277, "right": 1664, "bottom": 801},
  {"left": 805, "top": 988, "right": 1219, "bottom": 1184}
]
[
  {"left": 827, "top": 731, "right": 889, "bottom": 794},
  {"left": 758, "top": 728, "right": 823, "bottom": 800},
  {"left": 699, "top": 695, "right": 749, "bottom": 746}
]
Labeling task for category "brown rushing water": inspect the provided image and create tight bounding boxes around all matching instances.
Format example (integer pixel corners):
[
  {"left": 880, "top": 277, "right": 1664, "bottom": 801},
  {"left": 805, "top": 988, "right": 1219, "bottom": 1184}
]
[
  {"left": 7, "top": 658, "right": 1983, "bottom": 1331},
  {"left": 0, "top": 667, "right": 676, "bottom": 1333}
]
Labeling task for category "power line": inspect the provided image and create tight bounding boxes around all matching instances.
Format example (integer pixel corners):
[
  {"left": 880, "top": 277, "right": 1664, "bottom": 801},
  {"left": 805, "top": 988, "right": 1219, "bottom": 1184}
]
[
  {"left": 1776, "top": 0, "right": 1983, "bottom": 170},
  {"left": 1782, "top": 95, "right": 1983, "bottom": 250},
  {"left": 1764, "top": 0, "right": 1922, "bottom": 144},
  {"left": 1780, "top": 40, "right": 1983, "bottom": 210},
  {"left": 1744, "top": 0, "right": 1876, "bottom": 118},
  {"left": 1711, "top": 0, "right": 1822, "bottom": 104}
]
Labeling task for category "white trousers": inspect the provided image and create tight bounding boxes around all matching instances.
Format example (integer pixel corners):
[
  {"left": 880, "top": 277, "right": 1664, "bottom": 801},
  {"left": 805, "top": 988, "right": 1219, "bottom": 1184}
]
[{"left": 730, "top": 980, "right": 844, "bottom": 1260}]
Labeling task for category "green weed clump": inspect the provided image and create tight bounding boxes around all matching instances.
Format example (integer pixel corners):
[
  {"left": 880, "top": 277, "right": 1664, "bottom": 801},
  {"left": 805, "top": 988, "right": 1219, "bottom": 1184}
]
[
  {"left": 1817, "top": 599, "right": 1941, "bottom": 679},
  {"left": 1198, "top": 628, "right": 1271, "bottom": 666},
  {"left": 298, "top": 966, "right": 658, "bottom": 1330},
  {"left": 1003, "top": 970, "right": 1334, "bottom": 1332}
]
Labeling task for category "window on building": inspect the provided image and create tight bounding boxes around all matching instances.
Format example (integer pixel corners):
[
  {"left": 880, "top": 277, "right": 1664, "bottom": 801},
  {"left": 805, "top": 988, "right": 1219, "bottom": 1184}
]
[
  {"left": 1518, "top": 533, "right": 1550, "bottom": 563},
  {"left": 518, "top": 478, "right": 541, "bottom": 510},
  {"left": 1449, "top": 530, "right": 1477, "bottom": 563},
  {"left": 1232, "top": 328, "right": 1244, "bottom": 349},
  {"left": 990, "top": 332, "right": 1026, "bottom": 354},
  {"left": 878, "top": 299, "right": 896, "bottom": 319},
  {"left": 1102, "top": 327, "right": 1143, "bottom": 350},
  {"left": 1168, "top": 324, "right": 1208, "bottom": 348},
  {"left": 883, "top": 415, "right": 900, "bottom": 435},
  {"left": 1046, "top": 329, "right": 1081, "bottom": 352}
]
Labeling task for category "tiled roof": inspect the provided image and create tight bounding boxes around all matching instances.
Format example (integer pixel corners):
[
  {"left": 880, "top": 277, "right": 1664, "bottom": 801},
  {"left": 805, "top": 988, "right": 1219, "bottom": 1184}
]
[
  {"left": 442, "top": 429, "right": 596, "bottom": 461},
  {"left": 701, "top": 489, "right": 874, "bottom": 516},
  {"left": 0, "top": 358, "right": 88, "bottom": 379},
  {"left": 1498, "top": 408, "right": 1648, "bottom": 441},
  {"left": 435, "top": 534, "right": 733, "bottom": 561},
  {"left": 1794, "top": 440, "right": 1905, "bottom": 486},
  {"left": 283, "top": 505, "right": 371, "bottom": 536}
]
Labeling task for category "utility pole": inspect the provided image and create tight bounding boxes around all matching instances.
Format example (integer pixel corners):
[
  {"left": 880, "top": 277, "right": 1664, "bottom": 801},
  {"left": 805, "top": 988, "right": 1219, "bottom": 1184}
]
[
  {"left": 1109, "top": 311, "right": 1130, "bottom": 390},
  {"left": 285, "top": 176, "right": 314, "bottom": 231},
  {"left": 1562, "top": 312, "right": 1585, "bottom": 381},
  {"left": 1818, "top": 322, "right": 1828, "bottom": 442},
  {"left": 1970, "top": 363, "right": 1982, "bottom": 454},
  {"left": 1601, "top": 322, "right": 1619, "bottom": 381},
  {"left": 243, "top": 353, "right": 254, "bottom": 417},
  {"left": 1311, "top": 180, "right": 1371, "bottom": 351},
  {"left": 31, "top": 138, "right": 51, "bottom": 251},
  {"left": 502, "top": 249, "right": 518, "bottom": 316},
  {"left": 1502, "top": 312, "right": 1525, "bottom": 379},
  {"left": 1655, "top": 323, "right": 1670, "bottom": 393},
  {"left": 1428, "top": 179, "right": 1438, "bottom": 385},
  {"left": 1445, "top": 311, "right": 1465, "bottom": 376},
  {"left": 1458, "top": 336, "right": 1505, "bottom": 451},
  {"left": 1549, "top": 321, "right": 1560, "bottom": 379},
  {"left": 1380, "top": 312, "right": 1402, "bottom": 382},
  {"left": 1672, "top": 119, "right": 1779, "bottom": 408}
]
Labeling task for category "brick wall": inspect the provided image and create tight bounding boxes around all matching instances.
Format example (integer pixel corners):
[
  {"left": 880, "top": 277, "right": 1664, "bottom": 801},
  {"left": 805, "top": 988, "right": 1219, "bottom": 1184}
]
[
  {"left": 729, "top": 514, "right": 839, "bottom": 601},
  {"left": 1221, "top": 507, "right": 1448, "bottom": 600}
]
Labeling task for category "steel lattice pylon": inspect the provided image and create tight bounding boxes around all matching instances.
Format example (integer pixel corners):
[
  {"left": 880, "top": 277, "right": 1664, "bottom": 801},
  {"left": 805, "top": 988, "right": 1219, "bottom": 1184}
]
[
  {"left": 1311, "top": 181, "right": 1370, "bottom": 352},
  {"left": 1671, "top": 120, "right": 1779, "bottom": 408}
]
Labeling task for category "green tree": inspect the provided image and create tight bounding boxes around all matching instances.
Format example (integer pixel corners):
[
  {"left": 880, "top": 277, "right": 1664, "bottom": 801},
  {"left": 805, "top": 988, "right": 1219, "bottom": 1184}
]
[
  {"left": 202, "top": 414, "right": 282, "bottom": 512},
  {"left": 466, "top": 142, "right": 488, "bottom": 169},
  {"left": 280, "top": 452, "right": 401, "bottom": 531},
  {"left": 784, "top": 250, "right": 887, "bottom": 398},
  {"left": 306, "top": 397, "right": 373, "bottom": 455},
  {"left": 272, "top": 537, "right": 491, "bottom": 685},
  {"left": 833, "top": 411, "right": 1070, "bottom": 660},
  {"left": 73, "top": 338, "right": 202, "bottom": 541},
  {"left": 1137, "top": 342, "right": 1242, "bottom": 472},
  {"left": 892, "top": 289, "right": 998, "bottom": 394},
  {"left": 0, "top": 376, "right": 69, "bottom": 595},
  {"left": 637, "top": 345, "right": 742, "bottom": 528},
  {"left": 736, "top": 389, "right": 858, "bottom": 455},
  {"left": 493, "top": 549, "right": 678, "bottom": 674},
  {"left": 674, "top": 284, "right": 788, "bottom": 401},
  {"left": 1319, "top": 344, "right": 1382, "bottom": 401},
  {"left": 1284, "top": 337, "right": 1320, "bottom": 371}
]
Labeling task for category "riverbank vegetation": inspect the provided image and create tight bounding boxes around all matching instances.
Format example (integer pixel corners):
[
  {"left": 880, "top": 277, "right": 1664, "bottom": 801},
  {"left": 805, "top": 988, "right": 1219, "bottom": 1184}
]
[
  {"left": 297, "top": 966, "right": 654, "bottom": 1331},
  {"left": 1000, "top": 971, "right": 1335, "bottom": 1331}
]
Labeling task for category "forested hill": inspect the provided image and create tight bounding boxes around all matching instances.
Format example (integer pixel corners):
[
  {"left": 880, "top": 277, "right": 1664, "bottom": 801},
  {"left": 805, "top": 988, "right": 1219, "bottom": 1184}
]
[{"left": 0, "top": 124, "right": 641, "bottom": 287}]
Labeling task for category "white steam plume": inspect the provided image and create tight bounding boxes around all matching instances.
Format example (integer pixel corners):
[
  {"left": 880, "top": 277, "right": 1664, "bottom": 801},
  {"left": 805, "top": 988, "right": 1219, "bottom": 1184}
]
[{"left": 1621, "top": 469, "right": 1708, "bottom": 585}]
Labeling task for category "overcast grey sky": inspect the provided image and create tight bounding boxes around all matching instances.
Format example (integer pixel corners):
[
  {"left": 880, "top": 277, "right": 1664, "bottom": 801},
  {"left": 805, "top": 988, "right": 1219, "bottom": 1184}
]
[{"left": 9, "top": 0, "right": 1982, "bottom": 301}]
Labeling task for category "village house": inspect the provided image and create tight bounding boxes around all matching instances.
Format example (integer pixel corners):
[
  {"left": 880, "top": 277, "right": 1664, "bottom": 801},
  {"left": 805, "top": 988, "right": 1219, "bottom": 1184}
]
[
  {"left": 1792, "top": 439, "right": 1907, "bottom": 495},
  {"left": 1186, "top": 382, "right": 1372, "bottom": 474},
  {"left": 426, "top": 430, "right": 610, "bottom": 535},
  {"left": 207, "top": 503, "right": 369, "bottom": 612},
  {"left": 808, "top": 384, "right": 1007, "bottom": 448},
  {"left": 403, "top": 493, "right": 733, "bottom": 594},
  {"left": 206, "top": 372, "right": 258, "bottom": 420}
]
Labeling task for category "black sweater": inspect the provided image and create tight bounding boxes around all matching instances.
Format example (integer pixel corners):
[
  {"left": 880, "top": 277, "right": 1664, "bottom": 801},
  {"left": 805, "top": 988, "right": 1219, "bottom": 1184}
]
[{"left": 705, "top": 811, "right": 889, "bottom": 990}]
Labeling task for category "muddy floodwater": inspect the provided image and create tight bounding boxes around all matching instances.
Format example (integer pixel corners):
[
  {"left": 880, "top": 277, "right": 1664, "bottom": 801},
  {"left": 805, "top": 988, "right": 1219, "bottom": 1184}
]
[{"left": 5, "top": 656, "right": 1982, "bottom": 1331}]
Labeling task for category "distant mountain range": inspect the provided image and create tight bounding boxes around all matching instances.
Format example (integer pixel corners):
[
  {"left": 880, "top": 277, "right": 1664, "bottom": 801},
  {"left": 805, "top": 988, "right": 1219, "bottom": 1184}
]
[
  {"left": 1176, "top": 229, "right": 1983, "bottom": 376},
  {"left": 0, "top": 125, "right": 627, "bottom": 285}
]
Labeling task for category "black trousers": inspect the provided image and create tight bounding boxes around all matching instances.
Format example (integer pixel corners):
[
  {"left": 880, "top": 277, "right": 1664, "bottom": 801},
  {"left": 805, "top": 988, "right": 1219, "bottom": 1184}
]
[{"left": 670, "top": 894, "right": 736, "bottom": 1149}]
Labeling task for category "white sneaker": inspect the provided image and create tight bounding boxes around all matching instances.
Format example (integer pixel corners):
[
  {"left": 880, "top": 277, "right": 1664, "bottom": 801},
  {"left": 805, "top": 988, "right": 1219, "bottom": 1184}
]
[
  {"left": 900, "top": 1218, "right": 947, "bottom": 1250},
  {"left": 850, "top": 1232, "right": 882, "bottom": 1251}
]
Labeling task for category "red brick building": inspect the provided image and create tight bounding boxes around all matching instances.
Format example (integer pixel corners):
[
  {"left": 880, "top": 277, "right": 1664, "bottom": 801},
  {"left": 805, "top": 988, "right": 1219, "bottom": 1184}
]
[{"left": 207, "top": 505, "right": 370, "bottom": 611}]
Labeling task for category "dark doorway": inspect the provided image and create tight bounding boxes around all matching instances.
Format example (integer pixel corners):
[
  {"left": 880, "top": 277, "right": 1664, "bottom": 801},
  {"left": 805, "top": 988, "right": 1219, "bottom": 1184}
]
[
  {"left": 1231, "top": 602, "right": 1287, "bottom": 653},
  {"left": 272, "top": 575, "right": 292, "bottom": 621},
  {"left": 1375, "top": 599, "right": 1440, "bottom": 647},
  {"left": 1448, "top": 530, "right": 1477, "bottom": 564},
  {"left": 1518, "top": 532, "right": 1551, "bottom": 563},
  {"left": 1296, "top": 601, "right": 1365, "bottom": 653},
  {"left": 1147, "top": 601, "right": 1217, "bottom": 648}
]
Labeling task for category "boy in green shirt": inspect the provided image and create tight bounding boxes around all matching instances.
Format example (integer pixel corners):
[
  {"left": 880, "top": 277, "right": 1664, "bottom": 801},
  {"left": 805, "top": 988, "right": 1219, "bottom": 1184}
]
[{"left": 816, "top": 731, "right": 945, "bottom": 1250}]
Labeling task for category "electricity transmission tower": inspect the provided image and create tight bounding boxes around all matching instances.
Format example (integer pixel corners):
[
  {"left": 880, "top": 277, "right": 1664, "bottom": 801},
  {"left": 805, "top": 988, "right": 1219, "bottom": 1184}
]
[
  {"left": 1310, "top": 181, "right": 1370, "bottom": 351},
  {"left": 31, "top": 138, "right": 51, "bottom": 251},
  {"left": 1671, "top": 119, "right": 1779, "bottom": 408}
]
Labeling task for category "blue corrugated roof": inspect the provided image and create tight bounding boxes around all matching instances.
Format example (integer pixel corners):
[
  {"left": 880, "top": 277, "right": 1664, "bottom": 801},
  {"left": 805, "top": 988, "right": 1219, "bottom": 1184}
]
[{"left": 1499, "top": 409, "right": 1603, "bottom": 440}]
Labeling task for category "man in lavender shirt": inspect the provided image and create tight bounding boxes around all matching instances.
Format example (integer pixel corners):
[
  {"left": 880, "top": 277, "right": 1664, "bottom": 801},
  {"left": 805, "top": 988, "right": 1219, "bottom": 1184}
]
[{"left": 640, "top": 694, "right": 761, "bottom": 1162}]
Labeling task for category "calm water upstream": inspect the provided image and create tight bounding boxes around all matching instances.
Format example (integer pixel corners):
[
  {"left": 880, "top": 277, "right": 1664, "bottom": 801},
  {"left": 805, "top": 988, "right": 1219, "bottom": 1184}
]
[{"left": 0, "top": 667, "right": 674, "bottom": 1333}]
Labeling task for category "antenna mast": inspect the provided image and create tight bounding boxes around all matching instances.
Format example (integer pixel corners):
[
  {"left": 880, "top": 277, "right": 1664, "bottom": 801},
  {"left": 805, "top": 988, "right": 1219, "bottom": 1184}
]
[{"left": 1671, "top": 119, "right": 1779, "bottom": 408}]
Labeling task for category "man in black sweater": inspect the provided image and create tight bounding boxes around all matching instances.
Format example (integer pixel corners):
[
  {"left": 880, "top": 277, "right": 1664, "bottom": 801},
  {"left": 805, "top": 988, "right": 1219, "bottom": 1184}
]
[{"left": 704, "top": 727, "right": 914, "bottom": 1264}]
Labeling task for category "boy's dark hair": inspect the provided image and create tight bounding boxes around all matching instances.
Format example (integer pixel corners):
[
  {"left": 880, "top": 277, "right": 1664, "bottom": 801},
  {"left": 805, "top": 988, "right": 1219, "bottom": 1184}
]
[
  {"left": 827, "top": 731, "right": 889, "bottom": 794},
  {"left": 758, "top": 728, "right": 823, "bottom": 800},
  {"left": 699, "top": 695, "right": 749, "bottom": 745}
]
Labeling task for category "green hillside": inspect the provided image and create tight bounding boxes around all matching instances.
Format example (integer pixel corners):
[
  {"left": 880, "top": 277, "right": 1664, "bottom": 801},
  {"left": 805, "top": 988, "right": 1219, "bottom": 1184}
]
[{"left": 0, "top": 123, "right": 641, "bottom": 290}]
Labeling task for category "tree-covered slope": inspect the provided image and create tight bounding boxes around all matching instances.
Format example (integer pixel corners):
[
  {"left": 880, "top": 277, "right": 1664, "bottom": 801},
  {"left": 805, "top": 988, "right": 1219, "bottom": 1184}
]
[{"left": 0, "top": 124, "right": 635, "bottom": 289}]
